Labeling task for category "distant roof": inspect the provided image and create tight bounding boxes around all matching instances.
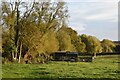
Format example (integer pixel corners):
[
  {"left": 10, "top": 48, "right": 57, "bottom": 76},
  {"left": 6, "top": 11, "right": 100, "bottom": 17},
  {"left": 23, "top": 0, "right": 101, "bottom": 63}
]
[
  {"left": 55, "top": 51, "right": 66, "bottom": 52},
  {"left": 55, "top": 51, "right": 66, "bottom": 53},
  {"left": 54, "top": 51, "right": 78, "bottom": 54},
  {"left": 67, "top": 52, "right": 78, "bottom": 54}
]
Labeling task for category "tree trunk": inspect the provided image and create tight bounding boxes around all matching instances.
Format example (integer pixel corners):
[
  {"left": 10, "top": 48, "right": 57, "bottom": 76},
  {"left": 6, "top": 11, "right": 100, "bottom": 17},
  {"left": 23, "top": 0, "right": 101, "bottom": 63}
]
[
  {"left": 18, "top": 43, "right": 22, "bottom": 63},
  {"left": 93, "top": 53, "right": 96, "bottom": 59},
  {"left": 14, "top": 46, "right": 18, "bottom": 61},
  {"left": 14, "top": 3, "right": 20, "bottom": 62},
  {"left": 12, "top": 48, "right": 17, "bottom": 61},
  {"left": 12, "top": 51, "right": 15, "bottom": 60}
]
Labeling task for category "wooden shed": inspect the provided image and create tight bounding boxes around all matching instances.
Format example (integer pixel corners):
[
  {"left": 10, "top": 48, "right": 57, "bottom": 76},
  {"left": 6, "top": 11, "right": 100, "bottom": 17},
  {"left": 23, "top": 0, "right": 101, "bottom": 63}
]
[
  {"left": 53, "top": 51, "right": 78, "bottom": 61},
  {"left": 53, "top": 51, "right": 93, "bottom": 62}
]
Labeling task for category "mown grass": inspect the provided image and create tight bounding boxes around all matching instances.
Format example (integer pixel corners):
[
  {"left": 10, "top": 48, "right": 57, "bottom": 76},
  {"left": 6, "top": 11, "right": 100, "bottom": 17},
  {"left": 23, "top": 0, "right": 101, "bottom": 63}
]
[{"left": 2, "top": 55, "right": 120, "bottom": 79}]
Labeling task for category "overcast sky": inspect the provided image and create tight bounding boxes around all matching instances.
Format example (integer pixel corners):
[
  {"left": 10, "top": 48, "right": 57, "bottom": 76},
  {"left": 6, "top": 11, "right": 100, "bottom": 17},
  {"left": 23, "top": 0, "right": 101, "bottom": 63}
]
[
  {"left": 67, "top": 0, "right": 119, "bottom": 41},
  {"left": 1, "top": 0, "right": 119, "bottom": 41}
]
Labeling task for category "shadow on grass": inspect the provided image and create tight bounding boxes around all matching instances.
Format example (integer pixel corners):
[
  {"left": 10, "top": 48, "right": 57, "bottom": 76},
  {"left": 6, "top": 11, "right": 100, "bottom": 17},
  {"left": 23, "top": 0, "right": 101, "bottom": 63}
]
[
  {"left": 32, "top": 67, "right": 46, "bottom": 70},
  {"left": 30, "top": 71, "right": 50, "bottom": 75},
  {"left": 114, "top": 70, "right": 120, "bottom": 74},
  {"left": 30, "top": 67, "right": 50, "bottom": 76}
]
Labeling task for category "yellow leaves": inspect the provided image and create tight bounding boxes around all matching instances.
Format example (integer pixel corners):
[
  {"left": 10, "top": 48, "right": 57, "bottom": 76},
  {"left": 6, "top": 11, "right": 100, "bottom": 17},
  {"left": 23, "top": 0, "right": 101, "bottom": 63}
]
[
  {"left": 40, "top": 31, "right": 59, "bottom": 53},
  {"left": 57, "top": 29, "right": 76, "bottom": 51},
  {"left": 101, "top": 39, "right": 116, "bottom": 52}
]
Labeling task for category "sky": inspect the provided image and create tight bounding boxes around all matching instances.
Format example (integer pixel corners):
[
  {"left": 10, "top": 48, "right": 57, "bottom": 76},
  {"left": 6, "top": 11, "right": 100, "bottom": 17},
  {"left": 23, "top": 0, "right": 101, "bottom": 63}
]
[
  {"left": 1, "top": 0, "right": 119, "bottom": 41},
  {"left": 66, "top": 0, "right": 119, "bottom": 41}
]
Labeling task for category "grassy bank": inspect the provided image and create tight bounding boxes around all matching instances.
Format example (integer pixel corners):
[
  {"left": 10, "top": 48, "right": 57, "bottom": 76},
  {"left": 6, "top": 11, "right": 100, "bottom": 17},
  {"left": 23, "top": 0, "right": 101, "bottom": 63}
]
[{"left": 2, "top": 55, "right": 120, "bottom": 79}]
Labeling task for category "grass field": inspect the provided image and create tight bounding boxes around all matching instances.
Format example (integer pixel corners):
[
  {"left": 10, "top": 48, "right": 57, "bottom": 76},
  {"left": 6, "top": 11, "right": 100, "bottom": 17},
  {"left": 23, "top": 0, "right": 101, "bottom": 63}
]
[{"left": 2, "top": 55, "right": 120, "bottom": 79}]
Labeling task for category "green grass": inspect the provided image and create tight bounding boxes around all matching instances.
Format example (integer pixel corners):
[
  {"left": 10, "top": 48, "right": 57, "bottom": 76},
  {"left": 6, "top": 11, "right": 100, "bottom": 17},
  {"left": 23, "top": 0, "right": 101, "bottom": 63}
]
[{"left": 2, "top": 55, "right": 120, "bottom": 79}]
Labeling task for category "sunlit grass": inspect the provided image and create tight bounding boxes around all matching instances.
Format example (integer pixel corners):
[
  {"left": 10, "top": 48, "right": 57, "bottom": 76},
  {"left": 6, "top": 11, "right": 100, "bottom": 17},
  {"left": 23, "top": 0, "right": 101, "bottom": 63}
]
[{"left": 2, "top": 55, "right": 120, "bottom": 78}]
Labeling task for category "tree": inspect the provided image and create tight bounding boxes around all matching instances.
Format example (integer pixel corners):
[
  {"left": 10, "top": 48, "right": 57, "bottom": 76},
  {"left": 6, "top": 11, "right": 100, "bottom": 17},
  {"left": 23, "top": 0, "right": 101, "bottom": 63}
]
[
  {"left": 62, "top": 27, "right": 86, "bottom": 52},
  {"left": 56, "top": 26, "right": 76, "bottom": 51},
  {"left": 101, "top": 39, "right": 116, "bottom": 53},
  {"left": 80, "top": 34, "right": 88, "bottom": 53},
  {"left": 40, "top": 30, "right": 59, "bottom": 54},
  {"left": 114, "top": 44, "right": 120, "bottom": 52},
  {"left": 19, "top": 1, "right": 69, "bottom": 62},
  {"left": 0, "top": 26, "right": 2, "bottom": 54},
  {"left": 2, "top": 2, "right": 20, "bottom": 61},
  {"left": 1, "top": 1, "right": 69, "bottom": 63},
  {"left": 87, "top": 36, "right": 102, "bottom": 54},
  {"left": 80, "top": 34, "right": 102, "bottom": 57}
]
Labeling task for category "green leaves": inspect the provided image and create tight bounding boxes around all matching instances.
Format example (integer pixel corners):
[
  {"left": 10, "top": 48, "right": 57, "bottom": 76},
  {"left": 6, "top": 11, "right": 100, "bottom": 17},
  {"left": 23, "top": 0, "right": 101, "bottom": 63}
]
[
  {"left": 80, "top": 35, "right": 102, "bottom": 54},
  {"left": 1, "top": 1, "right": 117, "bottom": 63},
  {"left": 101, "top": 39, "right": 116, "bottom": 52}
]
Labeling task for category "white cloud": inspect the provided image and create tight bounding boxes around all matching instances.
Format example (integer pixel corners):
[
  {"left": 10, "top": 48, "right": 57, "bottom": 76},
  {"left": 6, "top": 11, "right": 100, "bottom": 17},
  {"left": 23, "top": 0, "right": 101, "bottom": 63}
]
[
  {"left": 69, "top": 23, "right": 86, "bottom": 32},
  {"left": 83, "top": 3, "right": 118, "bottom": 22},
  {"left": 2, "top": 0, "right": 120, "bottom": 2},
  {"left": 68, "top": 2, "right": 118, "bottom": 22},
  {"left": 68, "top": 2, "right": 118, "bottom": 40},
  {"left": 64, "top": 0, "right": 119, "bottom": 2},
  {"left": 84, "top": 12, "right": 117, "bottom": 21}
]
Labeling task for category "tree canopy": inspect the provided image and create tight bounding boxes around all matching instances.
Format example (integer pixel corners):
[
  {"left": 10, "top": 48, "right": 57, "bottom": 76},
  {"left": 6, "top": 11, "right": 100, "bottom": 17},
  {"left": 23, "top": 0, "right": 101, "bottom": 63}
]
[{"left": 1, "top": 1, "right": 117, "bottom": 63}]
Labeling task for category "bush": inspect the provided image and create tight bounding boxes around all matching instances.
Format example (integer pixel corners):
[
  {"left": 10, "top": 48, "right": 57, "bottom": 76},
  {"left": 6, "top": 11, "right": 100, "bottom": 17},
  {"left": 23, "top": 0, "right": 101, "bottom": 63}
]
[
  {"left": 30, "top": 53, "right": 53, "bottom": 64},
  {"left": 2, "top": 57, "right": 11, "bottom": 64}
]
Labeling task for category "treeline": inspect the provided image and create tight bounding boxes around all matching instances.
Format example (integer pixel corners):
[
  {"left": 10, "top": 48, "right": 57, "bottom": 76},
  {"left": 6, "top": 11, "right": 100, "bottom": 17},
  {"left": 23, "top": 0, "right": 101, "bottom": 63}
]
[{"left": 0, "top": 1, "right": 119, "bottom": 63}]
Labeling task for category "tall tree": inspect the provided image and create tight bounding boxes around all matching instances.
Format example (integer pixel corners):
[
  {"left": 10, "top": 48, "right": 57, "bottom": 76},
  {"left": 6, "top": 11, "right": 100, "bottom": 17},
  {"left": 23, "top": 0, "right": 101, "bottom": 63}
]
[
  {"left": 2, "top": 2, "right": 19, "bottom": 61},
  {"left": 63, "top": 27, "right": 86, "bottom": 52},
  {"left": 57, "top": 26, "right": 75, "bottom": 51},
  {"left": 101, "top": 39, "right": 116, "bottom": 53},
  {"left": 40, "top": 30, "right": 59, "bottom": 54},
  {"left": 1, "top": 1, "right": 69, "bottom": 63},
  {"left": 80, "top": 34, "right": 102, "bottom": 57}
]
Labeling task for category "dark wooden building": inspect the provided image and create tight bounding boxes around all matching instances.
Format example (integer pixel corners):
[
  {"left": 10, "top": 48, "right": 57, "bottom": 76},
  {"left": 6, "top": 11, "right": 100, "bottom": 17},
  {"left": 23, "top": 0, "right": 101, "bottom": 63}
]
[
  {"left": 53, "top": 51, "right": 93, "bottom": 62},
  {"left": 53, "top": 51, "right": 78, "bottom": 61}
]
